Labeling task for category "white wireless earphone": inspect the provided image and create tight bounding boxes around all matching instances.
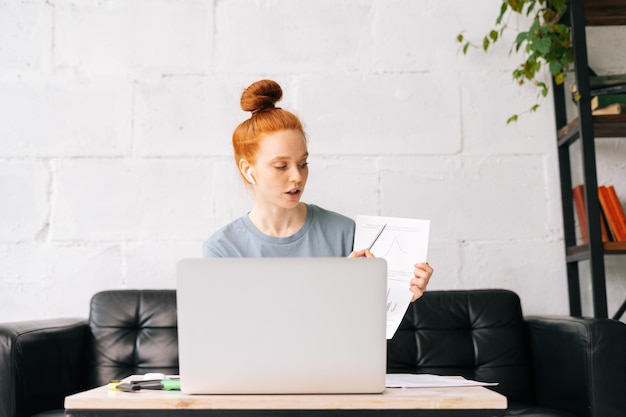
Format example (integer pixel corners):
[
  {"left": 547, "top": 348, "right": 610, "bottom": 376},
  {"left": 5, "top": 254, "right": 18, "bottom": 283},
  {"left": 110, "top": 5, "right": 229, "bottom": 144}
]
[{"left": 247, "top": 172, "right": 256, "bottom": 185}]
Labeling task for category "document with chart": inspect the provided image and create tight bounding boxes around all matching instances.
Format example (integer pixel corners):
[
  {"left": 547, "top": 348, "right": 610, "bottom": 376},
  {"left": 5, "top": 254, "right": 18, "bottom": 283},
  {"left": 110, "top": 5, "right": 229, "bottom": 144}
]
[{"left": 354, "top": 215, "right": 430, "bottom": 339}]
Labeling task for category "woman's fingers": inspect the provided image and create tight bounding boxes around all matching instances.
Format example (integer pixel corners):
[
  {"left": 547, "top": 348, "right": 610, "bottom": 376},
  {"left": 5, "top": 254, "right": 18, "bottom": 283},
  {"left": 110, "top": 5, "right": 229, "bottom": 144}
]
[
  {"left": 348, "top": 249, "right": 375, "bottom": 258},
  {"left": 409, "top": 262, "right": 433, "bottom": 302}
]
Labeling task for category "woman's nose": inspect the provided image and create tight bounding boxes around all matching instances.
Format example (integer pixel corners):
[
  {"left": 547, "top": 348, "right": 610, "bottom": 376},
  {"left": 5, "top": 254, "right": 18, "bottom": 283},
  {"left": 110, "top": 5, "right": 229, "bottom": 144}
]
[{"left": 289, "top": 167, "right": 302, "bottom": 182}]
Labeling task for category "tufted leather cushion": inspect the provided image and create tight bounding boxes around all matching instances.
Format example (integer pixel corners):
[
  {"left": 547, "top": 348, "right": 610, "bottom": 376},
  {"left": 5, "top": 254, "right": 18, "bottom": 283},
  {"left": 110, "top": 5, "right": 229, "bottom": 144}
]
[
  {"left": 388, "top": 289, "right": 534, "bottom": 404},
  {"left": 86, "top": 290, "right": 179, "bottom": 387}
]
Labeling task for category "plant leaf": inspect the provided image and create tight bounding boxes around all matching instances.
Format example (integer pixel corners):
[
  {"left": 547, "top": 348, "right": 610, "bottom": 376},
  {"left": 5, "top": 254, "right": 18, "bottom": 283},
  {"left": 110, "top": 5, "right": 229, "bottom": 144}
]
[
  {"left": 507, "top": 114, "right": 519, "bottom": 124},
  {"left": 554, "top": 72, "right": 566, "bottom": 84},
  {"left": 496, "top": 2, "right": 508, "bottom": 25},
  {"left": 536, "top": 81, "right": 549, "bottom": 97},
  {"left": 549, "top": 60, "right": 562, "bottom": 76},
  {"left": 551, "top": 0, "right": 567, "bottom": 13},
  {"left": 515, "top": 31, "right": 529, "bottom": 45},
  {"left": 533, "top": 37, "right": 552, "bottom": 54}
]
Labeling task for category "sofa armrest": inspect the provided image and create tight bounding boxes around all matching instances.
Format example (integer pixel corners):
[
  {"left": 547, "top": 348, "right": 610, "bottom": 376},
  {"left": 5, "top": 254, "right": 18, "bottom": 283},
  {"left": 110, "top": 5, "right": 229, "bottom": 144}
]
[
  {"left": 525, "top": 315, "right": 626, "bottom": 417},
  {"left": 0, "top": 318, "right": 88, "bottom": 417}
]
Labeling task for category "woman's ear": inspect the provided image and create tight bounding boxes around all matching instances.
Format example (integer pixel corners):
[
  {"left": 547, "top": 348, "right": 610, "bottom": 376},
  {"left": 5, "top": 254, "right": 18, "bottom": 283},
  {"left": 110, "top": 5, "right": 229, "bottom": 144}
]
[{"left": 239, "top": 159, "right": 256, "bottom": 185}]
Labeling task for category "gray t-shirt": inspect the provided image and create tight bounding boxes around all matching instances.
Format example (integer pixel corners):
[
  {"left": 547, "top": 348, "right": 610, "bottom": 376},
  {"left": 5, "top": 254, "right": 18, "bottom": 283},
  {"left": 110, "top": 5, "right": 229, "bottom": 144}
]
[{"left": 202, "top": 204, "right": 355, "bottom": 258}]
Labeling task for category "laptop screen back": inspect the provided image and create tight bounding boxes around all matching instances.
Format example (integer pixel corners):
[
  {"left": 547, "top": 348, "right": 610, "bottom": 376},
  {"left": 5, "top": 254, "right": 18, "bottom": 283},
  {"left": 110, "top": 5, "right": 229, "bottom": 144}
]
[{"left": 176, "top": 257, "right": 387, "bottom": 394}]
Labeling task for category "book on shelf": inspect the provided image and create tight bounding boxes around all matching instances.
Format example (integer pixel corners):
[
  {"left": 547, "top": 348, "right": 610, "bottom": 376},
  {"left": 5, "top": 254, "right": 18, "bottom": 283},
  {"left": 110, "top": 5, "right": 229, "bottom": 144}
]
[
  {"left": 608, "top": 186, "right": 626, "bottom": 241},
  {"left": 592, "top": 103, "right": 626, "bottom": 116},
  {"left": 591, "top": 93, "right": 626, "bottom": 110},
  {"left": 572, "top": 184, "right": 609, "bottom": 244},
  {"left": 571, "top": 73, "right": 626, "bottom": 96},
  {"left": 600, "top": 185, "right": 626, "bottom": 242},
  {"left": 590, "top": 73, "right": 626, "bottom": 95}
]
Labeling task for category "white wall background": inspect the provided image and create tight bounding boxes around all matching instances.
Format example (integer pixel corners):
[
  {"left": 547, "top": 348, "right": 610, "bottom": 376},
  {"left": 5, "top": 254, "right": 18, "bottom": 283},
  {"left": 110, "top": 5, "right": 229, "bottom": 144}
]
[{"left": 1, "top": 0, "right": 625, "bottom": 322}]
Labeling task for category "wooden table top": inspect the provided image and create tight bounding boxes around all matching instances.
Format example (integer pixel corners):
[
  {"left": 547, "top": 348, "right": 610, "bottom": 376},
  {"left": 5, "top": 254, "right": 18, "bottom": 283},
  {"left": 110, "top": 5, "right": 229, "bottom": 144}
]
[{"left": 64, "top": 384, "right": 507, "bottom": 411}]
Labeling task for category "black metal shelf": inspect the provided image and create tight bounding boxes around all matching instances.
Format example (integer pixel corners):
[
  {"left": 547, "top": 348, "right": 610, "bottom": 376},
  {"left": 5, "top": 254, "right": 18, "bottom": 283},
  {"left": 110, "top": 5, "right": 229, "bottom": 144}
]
[
  {"left": 566, "top": 242, "right": 626, "bottom": 262},
  {"left": 553, "top": 0, "right": 626, "bottom": 321},
  {"left": 557, "top": 114, "right": 626, "bottom": 147}
]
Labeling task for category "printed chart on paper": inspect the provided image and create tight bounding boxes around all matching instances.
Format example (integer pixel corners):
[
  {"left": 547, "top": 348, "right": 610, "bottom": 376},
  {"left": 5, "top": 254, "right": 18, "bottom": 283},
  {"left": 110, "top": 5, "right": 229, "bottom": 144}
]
[{"left": 354, "top": 215, "right": 430, "bottom": 339}]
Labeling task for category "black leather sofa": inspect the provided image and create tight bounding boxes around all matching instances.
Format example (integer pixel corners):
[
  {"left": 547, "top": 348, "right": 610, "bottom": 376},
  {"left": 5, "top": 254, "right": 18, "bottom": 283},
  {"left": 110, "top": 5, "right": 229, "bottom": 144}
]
[{"left": 0, "top": 289, "right": 624, "bottom": 417}]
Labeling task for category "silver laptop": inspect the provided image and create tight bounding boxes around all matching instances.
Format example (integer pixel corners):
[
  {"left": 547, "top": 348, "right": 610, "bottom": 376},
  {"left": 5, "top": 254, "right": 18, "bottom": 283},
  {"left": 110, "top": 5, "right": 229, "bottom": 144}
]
[{"left": 176, "top": 257, "right": 387, "bottom": 394}]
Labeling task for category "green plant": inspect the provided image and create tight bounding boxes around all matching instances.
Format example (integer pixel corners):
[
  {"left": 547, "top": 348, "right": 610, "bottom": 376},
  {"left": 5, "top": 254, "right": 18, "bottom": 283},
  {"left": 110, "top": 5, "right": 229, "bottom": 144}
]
[{"left": 457, "top": 0, "right": 575, "bottom": 123}]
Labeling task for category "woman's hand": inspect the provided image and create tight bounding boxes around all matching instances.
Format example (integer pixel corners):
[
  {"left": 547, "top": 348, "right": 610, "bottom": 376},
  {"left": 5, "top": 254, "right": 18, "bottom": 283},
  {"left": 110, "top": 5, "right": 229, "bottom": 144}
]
[
  {"left": 348, "top": 248, "right": 375, "bottom": 258},
  {"left": 410, "top": 262, "right": 433, "bottom": 302}
]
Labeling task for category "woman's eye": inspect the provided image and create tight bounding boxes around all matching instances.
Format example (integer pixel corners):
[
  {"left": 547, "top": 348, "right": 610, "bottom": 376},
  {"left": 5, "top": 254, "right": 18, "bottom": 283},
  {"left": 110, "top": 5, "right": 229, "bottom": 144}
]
[{"left": 274, "top": 162, "right": 307, "bottom": 170}]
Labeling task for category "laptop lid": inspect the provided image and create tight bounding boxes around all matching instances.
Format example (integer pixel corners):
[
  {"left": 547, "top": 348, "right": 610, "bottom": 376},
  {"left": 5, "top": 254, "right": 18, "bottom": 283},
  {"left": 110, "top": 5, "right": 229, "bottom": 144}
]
[{"left": 176, "top": 257, "right": 387, "bottom": 394}]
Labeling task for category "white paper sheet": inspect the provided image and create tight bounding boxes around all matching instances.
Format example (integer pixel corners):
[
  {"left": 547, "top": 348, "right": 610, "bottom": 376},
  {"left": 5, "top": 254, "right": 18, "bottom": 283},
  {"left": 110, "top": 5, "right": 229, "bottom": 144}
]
[
  {"left": 354, "top": 215, "right": 430, "bottom": 339},
  {"left": 385, "top": 374, "right": 499, "bottom": 388}
]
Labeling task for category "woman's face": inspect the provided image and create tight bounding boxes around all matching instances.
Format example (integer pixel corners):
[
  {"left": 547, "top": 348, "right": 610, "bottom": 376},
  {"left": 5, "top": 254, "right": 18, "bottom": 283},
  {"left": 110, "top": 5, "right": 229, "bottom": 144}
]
[{"left": 249, "top": 129, "right": 309, "bottom": 210}]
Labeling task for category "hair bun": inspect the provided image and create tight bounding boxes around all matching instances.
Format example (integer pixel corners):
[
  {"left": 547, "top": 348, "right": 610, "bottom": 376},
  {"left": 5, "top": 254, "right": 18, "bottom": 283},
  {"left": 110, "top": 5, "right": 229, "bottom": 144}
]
[{"left": 241, "top": 79, "right": 283, "bottom": 115}]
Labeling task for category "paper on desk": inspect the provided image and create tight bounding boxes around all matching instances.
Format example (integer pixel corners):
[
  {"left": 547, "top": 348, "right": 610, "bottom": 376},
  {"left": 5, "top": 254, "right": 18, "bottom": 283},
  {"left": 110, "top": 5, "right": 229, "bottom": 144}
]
[
  {"left": 385, "top": 374, "right": 499, "bottom": 388},
  {"left": 121, "top": 374, "right": 180, "bottom": 383},
  {"left": 354, "top": 215, "right": 430, "bottom": 339}
]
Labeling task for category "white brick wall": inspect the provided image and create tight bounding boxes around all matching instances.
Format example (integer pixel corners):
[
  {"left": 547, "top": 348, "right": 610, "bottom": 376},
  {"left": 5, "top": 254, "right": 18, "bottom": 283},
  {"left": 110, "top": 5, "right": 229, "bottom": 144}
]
[
  {"left": 1, "top": 0, "right": 624, "bottom": 322},
  {"left": 0, "top": 75, "right": 133, "bottom": 156}
]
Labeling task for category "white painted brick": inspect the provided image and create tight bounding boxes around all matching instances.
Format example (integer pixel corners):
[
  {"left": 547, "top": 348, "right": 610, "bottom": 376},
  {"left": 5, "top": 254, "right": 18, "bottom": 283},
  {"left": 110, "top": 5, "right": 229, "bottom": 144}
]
[
  {"left": 0, "top": 0, "right": 52, "bottom": 73},
  {"left": 379, "top": 155, "right": 550, "bottom": 241},
  {"left": 367, "top": 0, "right": 515, "bottom": 72},
  {"left": 366, "top": 0, "right": 444, "bottom": 71},
  {"left": 210, "top": 158, "right": 255, "bottom": 231},
  {"left": 214, "top": 0, "right": 373, "bottom": 73},
  {"left": 303, "top": 156, "right": 379, "bottom": 220},
  {"left": 54, "top": 0, "right": 213, "bottom": 75},
  {"left": 0, "top": 242, "right": 122, "bottom": 321},
  {"left": 460, "top": 239, "right": 569, "bottom": 316},
  {"left": 587, "top": 27, "right": 626, "bottom": 74},
  {"left": 461, "top": 71, "right": 558, "bottom": 155},
  {"left": 571, "top": 140, "right": 626, "bottom": 186},
  {"left": 133, "top": 75, "right": 248, "bottom": 156},
  {"left": 0, "top": 75, "right": 132, "bottom": 157},
  {"left": 295, "top": 73, "right": 461, "bottom": 155},
  {"left": 418, "top": 240, "right": 463, "bottom": 291},
  {"left": 123, "top": 241, "right": 200, "bottom": 288},
  {"left": 448, "top": 0, "right": 531, "bottom": 72},
  {"left": 542, "top": 151, "right": 566, "bottom": 242},
  {"left": 0, "top": 160, "right": 49, "bottom": 241},
  {"left": 51, "top": 158, "right": 219, "bottom": 241}
]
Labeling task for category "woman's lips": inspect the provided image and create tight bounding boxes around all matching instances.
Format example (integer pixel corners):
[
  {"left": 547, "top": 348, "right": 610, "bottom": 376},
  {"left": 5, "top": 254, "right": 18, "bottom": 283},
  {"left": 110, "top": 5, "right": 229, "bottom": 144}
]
[{"left": 285, "top": 189, "right": 301, "bottom": 199}]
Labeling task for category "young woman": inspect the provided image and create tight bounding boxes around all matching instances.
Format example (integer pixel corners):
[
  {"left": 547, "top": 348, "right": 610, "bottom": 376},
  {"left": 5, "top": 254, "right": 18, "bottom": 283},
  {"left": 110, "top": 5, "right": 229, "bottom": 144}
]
[{"left": 203, "top": 79, "right": 433, "bottom": 302}]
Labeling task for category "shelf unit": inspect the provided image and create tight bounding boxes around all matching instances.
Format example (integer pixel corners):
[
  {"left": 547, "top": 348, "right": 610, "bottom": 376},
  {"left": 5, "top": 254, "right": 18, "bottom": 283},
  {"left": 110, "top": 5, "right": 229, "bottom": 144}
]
[{"left": 553, "top": 0, "right": 626, "bottom": 320}]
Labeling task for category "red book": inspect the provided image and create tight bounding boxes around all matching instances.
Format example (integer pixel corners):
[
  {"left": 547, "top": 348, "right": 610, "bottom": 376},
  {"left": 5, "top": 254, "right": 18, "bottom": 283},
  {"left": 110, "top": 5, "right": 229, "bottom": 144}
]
[
  {"left": 605, "top": 185, "right": 626, "bottom": 241},
  {"left": 573, "top": 185, "right": 589, "bottom": 243},
  {"left": 573, "top": 184, "right": 610, "bottom": 243},
  {"left": 598, "top": 186, "right": 626, "bottom": 242}
]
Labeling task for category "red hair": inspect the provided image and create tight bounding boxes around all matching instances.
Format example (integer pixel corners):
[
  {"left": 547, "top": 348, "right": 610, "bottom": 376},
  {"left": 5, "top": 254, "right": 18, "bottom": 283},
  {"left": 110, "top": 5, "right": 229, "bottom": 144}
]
[{"left": 232, "top": 80, "right": 306, "bottom": 170}]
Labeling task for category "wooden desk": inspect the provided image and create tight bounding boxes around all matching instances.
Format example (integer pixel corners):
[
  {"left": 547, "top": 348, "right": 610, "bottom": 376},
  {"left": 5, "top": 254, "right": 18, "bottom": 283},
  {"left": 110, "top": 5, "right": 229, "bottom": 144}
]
[{"left": 65, "top": 383, "right": 507, "bottom": 417}]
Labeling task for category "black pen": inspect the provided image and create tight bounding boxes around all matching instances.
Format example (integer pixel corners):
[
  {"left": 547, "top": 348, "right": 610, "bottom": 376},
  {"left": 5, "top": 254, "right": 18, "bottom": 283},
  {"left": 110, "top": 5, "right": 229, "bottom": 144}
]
[{"left": 368, "top": 223, "right": 387, "bottom": 251}]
